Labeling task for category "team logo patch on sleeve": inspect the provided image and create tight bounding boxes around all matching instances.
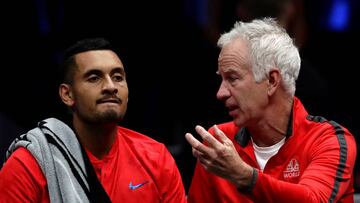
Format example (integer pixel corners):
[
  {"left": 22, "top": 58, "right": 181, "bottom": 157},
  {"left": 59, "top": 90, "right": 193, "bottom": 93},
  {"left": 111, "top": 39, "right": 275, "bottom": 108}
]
[{"left": 283, "top": 158, "right": 300, "bottom": 179}]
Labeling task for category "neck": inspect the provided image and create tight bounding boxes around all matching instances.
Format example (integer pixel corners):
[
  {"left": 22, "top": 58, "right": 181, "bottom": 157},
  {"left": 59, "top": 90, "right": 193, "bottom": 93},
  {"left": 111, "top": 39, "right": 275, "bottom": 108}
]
[
  {"left": 249, "top": 95, "right": 293, "bottom": 147},
  {"left": 72, "top": 117, "right": 118, "bottom": 160}
]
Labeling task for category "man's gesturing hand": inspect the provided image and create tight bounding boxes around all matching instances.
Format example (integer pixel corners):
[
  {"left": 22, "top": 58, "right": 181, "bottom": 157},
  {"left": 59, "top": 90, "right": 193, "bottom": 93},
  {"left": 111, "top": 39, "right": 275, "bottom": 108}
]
[{"left": 185, "top": 125, "right": 255, "bottom": 190}]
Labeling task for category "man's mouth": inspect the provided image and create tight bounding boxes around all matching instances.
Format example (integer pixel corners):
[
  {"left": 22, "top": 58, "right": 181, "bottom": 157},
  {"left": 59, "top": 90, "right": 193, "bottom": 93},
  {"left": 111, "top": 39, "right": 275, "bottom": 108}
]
[{"left": 97, "top": 97, "right": 121, "bottom": 104}]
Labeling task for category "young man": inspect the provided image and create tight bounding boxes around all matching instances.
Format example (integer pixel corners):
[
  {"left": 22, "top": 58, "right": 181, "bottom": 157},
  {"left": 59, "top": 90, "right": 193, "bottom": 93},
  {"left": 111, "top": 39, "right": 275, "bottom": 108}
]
[
  {"left": 185, "top": 18, "right": 357, "bottom": 202},
  {"left": 0, "top": 38, "right": 187, "bottom": 203}
]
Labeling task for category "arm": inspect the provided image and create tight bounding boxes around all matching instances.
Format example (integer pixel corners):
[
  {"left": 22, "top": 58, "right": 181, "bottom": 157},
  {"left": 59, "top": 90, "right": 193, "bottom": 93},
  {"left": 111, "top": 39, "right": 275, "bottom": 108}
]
[
  {"left": 249, "top": 129, "right": 357, "bottom": 203},
  {"left": 158, "top": 145, "right": 187, "bottom": 203},
  {"left": 187, "top": 160, "right": 246, "bottom": 203},
  {"left": 185, "top": 125, "right": 357, "bottom": 202},
  {"left": 0, "top": 147, "right": 49, "bottom": 202}
]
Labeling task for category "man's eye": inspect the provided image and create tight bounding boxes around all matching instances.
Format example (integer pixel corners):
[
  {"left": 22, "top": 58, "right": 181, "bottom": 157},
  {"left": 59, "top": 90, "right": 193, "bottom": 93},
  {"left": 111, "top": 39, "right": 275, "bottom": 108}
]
[
  {"left": 227, "top": 76, "right": 238, "bottom": 82},
  {"left": 88, "top": 76, "right": 100, "bottom": 82},
  {"left": 113, "top": 75, "right": 124, "bottom": 82}
]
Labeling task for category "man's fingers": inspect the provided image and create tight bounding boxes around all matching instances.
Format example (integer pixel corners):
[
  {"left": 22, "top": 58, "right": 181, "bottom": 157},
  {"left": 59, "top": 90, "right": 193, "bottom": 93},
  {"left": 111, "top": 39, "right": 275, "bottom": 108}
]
[
  {"left": 185, "top": 133, "right": 200, "bottom": 147},
  {"left": 195, "top": 125, "right": 222, "bottom": 148},
  {"left": 185, "top": 133, "right": 212, "bottom": 155},
  {"left": 213, "top": 125, "right": 230, "bottom": 144},
  {"left": 192, "top": 147, "right": 206, "bottom": 158}
]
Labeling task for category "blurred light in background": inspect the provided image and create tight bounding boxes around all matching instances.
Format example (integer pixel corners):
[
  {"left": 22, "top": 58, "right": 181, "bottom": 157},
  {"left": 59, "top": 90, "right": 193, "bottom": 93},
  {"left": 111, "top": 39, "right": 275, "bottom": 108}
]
[{"left": 327, "top": 0, "right": 350, "bottom": 31}]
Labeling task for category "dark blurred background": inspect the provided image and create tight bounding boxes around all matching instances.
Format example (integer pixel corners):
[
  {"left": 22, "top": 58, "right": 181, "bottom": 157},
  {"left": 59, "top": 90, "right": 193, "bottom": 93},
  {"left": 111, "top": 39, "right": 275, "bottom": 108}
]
[{"left": 0, "top": 0, "right": 359, "bottom": 193}]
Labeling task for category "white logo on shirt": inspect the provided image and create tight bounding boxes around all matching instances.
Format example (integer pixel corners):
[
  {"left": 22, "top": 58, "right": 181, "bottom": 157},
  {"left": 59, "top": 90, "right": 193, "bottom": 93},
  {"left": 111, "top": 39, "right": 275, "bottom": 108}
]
[{"left": 283, "top": 159, "right": 300, "bottom": 178}]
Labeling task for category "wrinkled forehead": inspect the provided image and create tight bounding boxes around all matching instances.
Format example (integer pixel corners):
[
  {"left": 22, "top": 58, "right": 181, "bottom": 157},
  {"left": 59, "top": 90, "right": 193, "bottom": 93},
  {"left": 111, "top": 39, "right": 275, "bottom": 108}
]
[{"left": 218, "top": 38, "right": 251, "bottom": 70}]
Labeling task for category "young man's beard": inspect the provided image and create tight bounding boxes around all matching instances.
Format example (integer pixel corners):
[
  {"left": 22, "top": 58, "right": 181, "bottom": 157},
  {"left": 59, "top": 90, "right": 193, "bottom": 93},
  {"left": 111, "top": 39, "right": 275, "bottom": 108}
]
[
  {"left": 78, "top": 109, "right": 125, "bottom": 124},
  {"left": 98, "top": 109, "right": 124, "bottom": 122}
]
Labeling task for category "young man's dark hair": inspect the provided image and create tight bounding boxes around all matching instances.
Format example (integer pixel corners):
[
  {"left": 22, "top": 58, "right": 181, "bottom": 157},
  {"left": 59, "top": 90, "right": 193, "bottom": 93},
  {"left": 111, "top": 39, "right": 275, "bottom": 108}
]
[{"left": 62, "top": 38, "right": 113, "bottom": 84}]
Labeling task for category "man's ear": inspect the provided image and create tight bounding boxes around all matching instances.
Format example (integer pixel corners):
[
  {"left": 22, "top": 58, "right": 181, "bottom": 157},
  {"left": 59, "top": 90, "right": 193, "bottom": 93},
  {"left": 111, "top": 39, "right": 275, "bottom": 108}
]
[
  {"left": 267, "top": 69, "right": 281, "bottom": 96},
  {"left": 59, "top": 84, "right": 74, "bottom": 107}
]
